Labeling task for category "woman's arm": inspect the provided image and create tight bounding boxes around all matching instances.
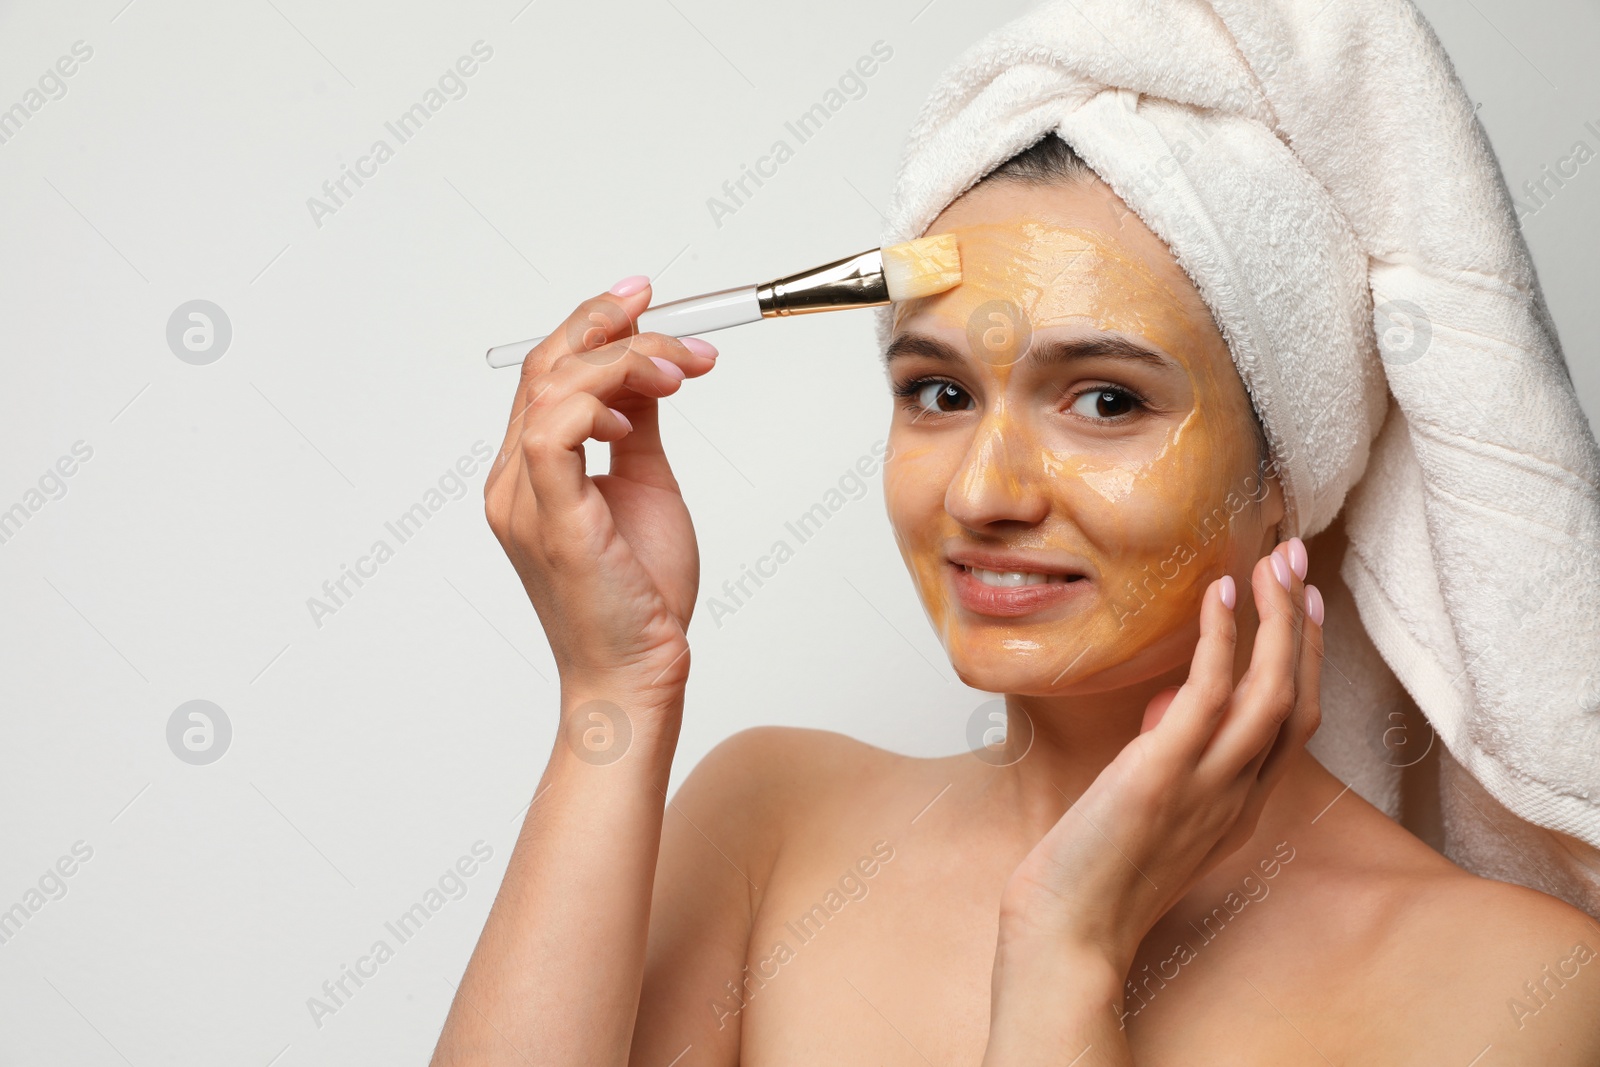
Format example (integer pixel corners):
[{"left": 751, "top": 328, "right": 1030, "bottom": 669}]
[
  {"left": 982, "top": 542, "right": 1324, "bottom": 1065},
  {"left": 629, "top": 726, "right": 799, "bottom": 1064},
  {"left": 431, "top": 281, "right": 722, "bottom": 1066},
  {"left": 433, "top": 689, "right": 684, "bottom": 1065},
  {"left": 982, "top": 937, "right": 1128, "bottom": 1065},
  {"left": 438, "top": 702, "right": 773, "bottom": 1067}
]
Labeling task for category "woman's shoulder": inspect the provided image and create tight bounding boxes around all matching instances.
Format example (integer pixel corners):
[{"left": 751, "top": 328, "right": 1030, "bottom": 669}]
[
  {"left": 666, "top": 727, "right": 923, "bottom": 907},
  {"left": 1399, "top": 870, "right": 1599, "bottom": 1058},
  {"left": 674, "top": 726, "right": 948, "bottom": 856},
  {"left": 682, "top": 725, "right": 922, "bottom": 814},
  {"left": 1390, "top": 860, "right": 1599, "bottom": 981},
  {"left": 1304, "top": 811, "right": 1600, "bottom": 1058},
  {"left": 1319, "top": 795, "right": 1598, "bottom": 958},
  {"left": 694, "top": 723, "right": 901, "bottom": 765}
]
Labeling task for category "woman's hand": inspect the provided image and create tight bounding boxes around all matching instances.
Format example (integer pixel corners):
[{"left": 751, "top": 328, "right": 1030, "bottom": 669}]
[
  {"left": 484, "top": 277, "right": 718, "bottom": 699},
  {"left": 438, "top": 282, "right": 718, "bottom": 1067},
  {"left": 991, "top": 539, "right": 1324, "bottom": 1038}
]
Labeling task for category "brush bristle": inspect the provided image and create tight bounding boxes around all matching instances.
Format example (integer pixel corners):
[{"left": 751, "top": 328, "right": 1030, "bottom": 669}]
[{"left": 881, "top": 233, "right": 961, "bottom": 301}]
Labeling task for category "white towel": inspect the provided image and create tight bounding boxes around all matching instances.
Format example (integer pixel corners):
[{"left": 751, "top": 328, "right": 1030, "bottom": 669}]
[{"left": 874, "top": 0, "right": 1600, "bottom": 913}]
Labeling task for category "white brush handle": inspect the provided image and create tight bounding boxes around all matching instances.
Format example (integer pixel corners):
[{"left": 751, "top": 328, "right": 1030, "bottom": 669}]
[{"left": 485, "top": 285, "right": 762, "bottom": 368}]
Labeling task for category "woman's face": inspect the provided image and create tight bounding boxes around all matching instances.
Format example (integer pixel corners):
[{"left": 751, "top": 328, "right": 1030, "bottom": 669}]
[{"left": 885, "top": 176, "right": 1282, "bottom": 695}]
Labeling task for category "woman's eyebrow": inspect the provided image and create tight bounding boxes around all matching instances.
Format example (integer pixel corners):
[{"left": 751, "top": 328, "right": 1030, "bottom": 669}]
[{"left": 884, "top": 331, "right": 1178, "bottom": 370}]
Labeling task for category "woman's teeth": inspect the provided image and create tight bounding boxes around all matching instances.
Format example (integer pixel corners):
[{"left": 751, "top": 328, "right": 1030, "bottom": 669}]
[{"left": 963, "top": 565, "right": 1068, "bottom": 587}]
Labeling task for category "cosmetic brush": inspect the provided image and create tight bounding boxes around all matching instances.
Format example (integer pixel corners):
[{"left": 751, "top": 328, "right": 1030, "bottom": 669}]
[{"left": 484, "top": 234, "right": 961, "bottom": 368}]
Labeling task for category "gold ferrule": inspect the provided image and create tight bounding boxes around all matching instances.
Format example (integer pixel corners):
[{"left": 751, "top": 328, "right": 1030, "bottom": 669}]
[{"left": 756, "top": 249, "right": 889, "bottom": 317}]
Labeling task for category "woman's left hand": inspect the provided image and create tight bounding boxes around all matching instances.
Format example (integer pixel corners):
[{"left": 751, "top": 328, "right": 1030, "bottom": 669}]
[{"left": 988, "top": 539, "right": 1324, "bottom": 1052}]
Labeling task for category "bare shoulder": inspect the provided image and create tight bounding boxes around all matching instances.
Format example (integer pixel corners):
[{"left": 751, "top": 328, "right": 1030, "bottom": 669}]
[
  {"left": 1252, "top": 777, "right": 1600, "bottom": 1063},
  {"left": 1414, "top": 869, "right": 1600, "bottom": 1015},
  {"left": 635, "top": 727, "right": 909, "bottom": 1063},
  {"left": 678, "top": 725, "right": 913, "bottom": 827},
  {"left": 689, "top": 723, "right": 899, "bottom": 775},
  {"left": 672, "top": 725, "right": 940, "bottom": 882},
  {"left": 1354, "top": 851, "right": 1600, "bottom": 1061},
  {"left": 650, "top": 726, "right": 890, "bottom": 927}
]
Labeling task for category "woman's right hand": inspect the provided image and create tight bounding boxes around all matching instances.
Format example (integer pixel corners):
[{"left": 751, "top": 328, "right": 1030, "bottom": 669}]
[{"left": 484, "top": 277, "right": 718, "bottom": 700}]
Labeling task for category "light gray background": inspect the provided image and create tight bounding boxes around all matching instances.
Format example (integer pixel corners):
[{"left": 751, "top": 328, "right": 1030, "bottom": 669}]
[{"left": 1, "top": 1, "right": 1594, "bottom": 1063}]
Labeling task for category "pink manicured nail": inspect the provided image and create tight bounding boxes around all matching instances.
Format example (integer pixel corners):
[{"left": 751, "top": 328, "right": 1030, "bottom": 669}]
[
  {"left": 1306, "top": 584, "right": 1325, "bottom": 626},
  {"left": 681, "top": 336, "right": 718, "bottom": 360},
  {"left": 649, "top": 356, "right": 685, "bottom": 380},
  {"left": 1287, "top": 536, "right": 1308, "bottom": 580},
  {"left": 608, "top": 407, "right": 632, "bottom": 432},
  {"left": 609, "top": 275, "right": 650, "bottom": 296},
  {"left": 1270, "top": 552, "right": 1292, "bottom": 591},
  {"left": 1219, "top": 575, "right": 1236, "bottom": 610}
]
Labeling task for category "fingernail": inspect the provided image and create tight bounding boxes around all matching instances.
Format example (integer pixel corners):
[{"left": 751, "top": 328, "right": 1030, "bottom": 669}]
[
  {"left": 649, "top": 355, "right": 685, "bottom": 380},
  {"left": 1306, "top": 584, "right": 1325, "bottom": 626},
  {"left": 1219, "top": 575, "right": 1236, "bottom": 610},
  {"left": 681, "top": 336, "right": 718, "bottom": 360},
  {"left": 609, "top": 275, "right": 650, "bottom": 297},
  {"left": 1287, "top": 536, "right": 1308, "bottom": 580},
  {"left": 608, "top": 407, "right": 632, "bottom": 432},
  {"left": 1270, "top": 552, "right": 1292, "bottom": 591}
]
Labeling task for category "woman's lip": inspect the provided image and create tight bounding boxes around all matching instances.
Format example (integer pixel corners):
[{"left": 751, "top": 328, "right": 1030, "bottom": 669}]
[{"left": 947, "top": 562, "right": 1090, "bottom": 617}]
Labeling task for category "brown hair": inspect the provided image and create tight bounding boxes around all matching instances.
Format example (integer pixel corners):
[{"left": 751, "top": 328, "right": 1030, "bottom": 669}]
[{"left": 981, "top": 132, "right": 1095, "bottom": 186}]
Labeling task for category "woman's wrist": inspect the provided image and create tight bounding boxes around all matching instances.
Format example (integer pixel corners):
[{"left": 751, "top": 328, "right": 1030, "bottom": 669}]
[
  {"left": 996, "top": 883, "right": 1138, "bottom": 982},
  {"left": 553, "top": 676, "right": 685, "bottom": 767},
  {"left": 983, "top": 933, "right": 1130, "bottom": 1066},
  {"left": 993, "top": 931, "right": 1125, "bottom": 1008},
  {"left": 559, "top": 676, "right": 686, "bottom": 713}
]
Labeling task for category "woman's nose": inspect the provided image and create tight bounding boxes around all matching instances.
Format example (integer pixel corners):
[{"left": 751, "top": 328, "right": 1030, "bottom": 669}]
[{"left": 944, "top": 408, "right": 1051, "bottom": 531}]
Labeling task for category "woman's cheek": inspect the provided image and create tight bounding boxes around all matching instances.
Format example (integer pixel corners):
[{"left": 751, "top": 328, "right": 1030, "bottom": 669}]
[
  {"left": 1067, "top": 447, "right": 1232, "bottom": 636},
  {"left": 882, "top": 440, "right": 936, "bottom": 537},
  {"left": 882, "top": 442, "right": 951, "bottom": 622}
]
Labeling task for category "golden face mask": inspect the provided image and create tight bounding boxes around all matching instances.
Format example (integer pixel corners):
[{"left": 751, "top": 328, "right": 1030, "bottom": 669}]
[{"left": 885, "top": 200, "right": 1272, "bottom": 694}]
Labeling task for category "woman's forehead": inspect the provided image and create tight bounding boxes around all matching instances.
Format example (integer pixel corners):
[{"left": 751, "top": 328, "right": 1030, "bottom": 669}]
[{"left": 892, "top": 182, "right": 1224, "bottom": 366}]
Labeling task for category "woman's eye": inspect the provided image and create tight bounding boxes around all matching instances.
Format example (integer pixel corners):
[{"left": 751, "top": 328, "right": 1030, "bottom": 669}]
[
  {"left": 909, "top": 380, "right": 973, "bottom": 414},
  {"left": 1069, "top": 387, "right": 1139, "bottom": 420}
]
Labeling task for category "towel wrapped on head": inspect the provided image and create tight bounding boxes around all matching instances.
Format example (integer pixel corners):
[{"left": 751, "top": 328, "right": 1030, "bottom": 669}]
[{"left": 874, "top": 0, "right": 1600, "bottom": 913}]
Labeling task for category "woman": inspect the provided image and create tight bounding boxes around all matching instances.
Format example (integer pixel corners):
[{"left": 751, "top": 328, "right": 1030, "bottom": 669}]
[
  {"left": 435, "top": 3, "right": 1600, "bottom": 1062},
  {"left": 430, "top": 139, "right": 1600, "bottom": 1063}
]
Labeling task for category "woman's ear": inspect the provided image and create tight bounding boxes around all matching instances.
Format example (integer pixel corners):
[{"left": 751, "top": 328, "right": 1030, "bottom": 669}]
[
  {"left": 1257, "top": 464, "right": 1287, "bottom": 553},
  {"left": 1265, "top": 472, "right": 1285, "bottom": 524}
]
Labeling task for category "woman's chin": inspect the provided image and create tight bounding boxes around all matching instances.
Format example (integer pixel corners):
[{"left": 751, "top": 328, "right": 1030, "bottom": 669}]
[{"left": 944, "top": 629, "right": 1194, "bottom": 697}]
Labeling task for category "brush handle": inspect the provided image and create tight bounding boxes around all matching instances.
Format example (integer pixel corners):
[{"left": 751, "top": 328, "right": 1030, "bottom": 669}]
[{"left": 485, "top": 285, "right": 762, "bottom": 368}]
